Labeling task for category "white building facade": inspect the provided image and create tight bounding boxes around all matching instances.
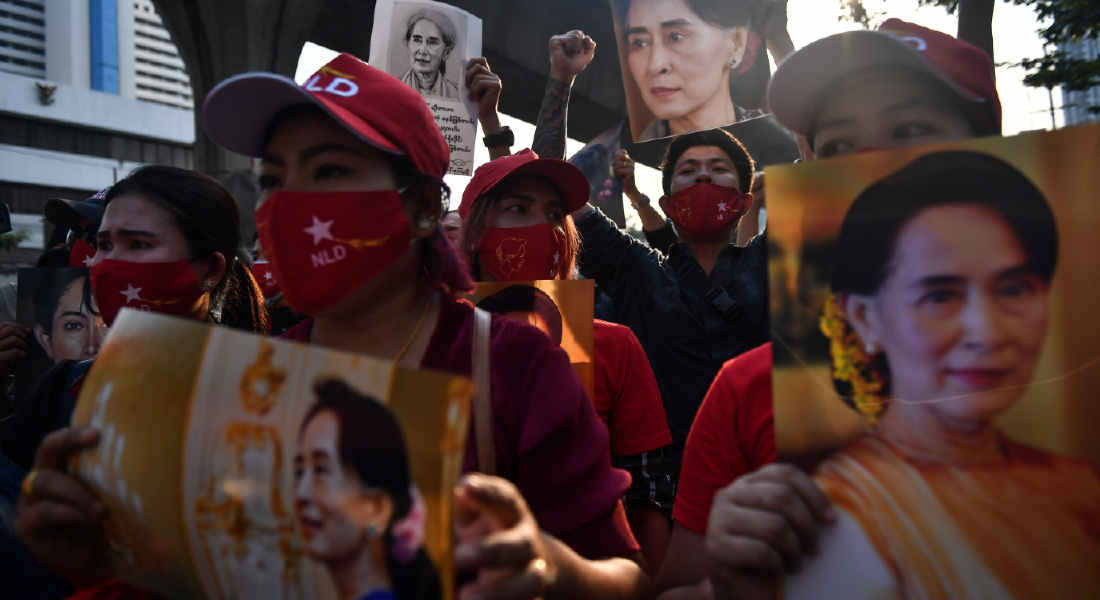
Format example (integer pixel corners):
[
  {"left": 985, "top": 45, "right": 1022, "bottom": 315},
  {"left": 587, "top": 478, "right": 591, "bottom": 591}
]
[{"left": 0, "top": 0, "right": 194, "bottom": 269}]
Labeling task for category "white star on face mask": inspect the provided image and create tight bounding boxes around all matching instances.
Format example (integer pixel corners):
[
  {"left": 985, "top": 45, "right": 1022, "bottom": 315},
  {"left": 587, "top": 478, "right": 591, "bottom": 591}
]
[
  {"left": 717, "top": 202, "right": 727, "bottom": 212},
  {"left": 121, "top": 284, "right": 142, "bottom": 304},
  {"left": 264, "top": 271, "right": 275, "bottom": 282},
  {"left": 303, "top": 216, "right": 336, "bottom": 246}
]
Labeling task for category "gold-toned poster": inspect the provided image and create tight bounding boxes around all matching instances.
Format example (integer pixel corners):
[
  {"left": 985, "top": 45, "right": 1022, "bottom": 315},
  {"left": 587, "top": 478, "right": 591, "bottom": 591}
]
[
  {"left": 465, "top": 280, "right": 594, "bottom": 400},
  {"left": 767, "top": 125, "right": 1100, "bottom": 598},
  {"left": 69, "top": 310, "right": 471, "bottom": 600}
]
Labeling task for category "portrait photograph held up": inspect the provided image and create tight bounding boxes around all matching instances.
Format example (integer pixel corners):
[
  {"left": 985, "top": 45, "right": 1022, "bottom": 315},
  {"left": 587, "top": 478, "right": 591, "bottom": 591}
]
[
  {"left": 611, "top": 0, "right": 760, "bottom": 143},
  {"left": 766, "top": 124, "right": 1100, "bottom": 599},
  {"left": 12, "top": 268, "right": 106, "bottom": 406},
  {"left": 66, "top": 310, "right": 471, "bottom": 600},
  {"left": 370, "top": 0, "right": 482, "bottom": 175}
]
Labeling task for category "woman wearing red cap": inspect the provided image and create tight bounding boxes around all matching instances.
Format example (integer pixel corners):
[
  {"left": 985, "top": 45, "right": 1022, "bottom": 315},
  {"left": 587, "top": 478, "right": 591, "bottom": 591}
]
[
  {"left": 458, "top": 150, "right": 676, "bottom": 575},
  {"left": 15, "top": 55, "right": 649, "bottom": 600}
]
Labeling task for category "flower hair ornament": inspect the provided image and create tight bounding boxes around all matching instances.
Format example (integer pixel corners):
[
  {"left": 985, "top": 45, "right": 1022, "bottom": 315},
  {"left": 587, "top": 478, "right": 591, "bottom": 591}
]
[
  {"left": 819, "top": 294, "right": 887, "bottom": 419},
  {"left": 390, "top": 484, "right": 427, "bottom": 564}
]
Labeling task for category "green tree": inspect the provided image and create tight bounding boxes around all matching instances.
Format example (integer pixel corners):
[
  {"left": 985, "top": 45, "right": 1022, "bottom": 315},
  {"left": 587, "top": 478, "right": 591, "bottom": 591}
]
[{"left": 841, "top": 0, "right": 1100, "bottom": 113}]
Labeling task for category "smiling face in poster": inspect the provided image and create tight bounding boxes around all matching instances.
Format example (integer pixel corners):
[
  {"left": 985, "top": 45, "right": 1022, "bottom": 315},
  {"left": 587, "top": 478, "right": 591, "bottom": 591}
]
[
  {"left": 612, "top": 0, "right": 750, "bottom": 142},
  {"left": 767, "top": 132, "right": 1100, "bottom": 599}
]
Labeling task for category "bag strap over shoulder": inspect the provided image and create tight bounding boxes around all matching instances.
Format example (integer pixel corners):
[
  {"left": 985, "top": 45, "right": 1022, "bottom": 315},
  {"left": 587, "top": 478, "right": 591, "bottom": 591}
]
[
  {"left": 667, "top": 251, "right": 765, "bottom": 345},
  {"left": 472, "top": 307, "right": 496, "bottom": 476}
]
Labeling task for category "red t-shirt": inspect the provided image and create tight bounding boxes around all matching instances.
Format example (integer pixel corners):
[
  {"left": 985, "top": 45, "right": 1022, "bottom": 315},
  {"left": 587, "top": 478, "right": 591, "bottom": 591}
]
[
  {"left": 673, "top": 343, "right": 777, "bottom": 535},
  {"left": 283, "top": 294, "right": 639, "bottom": 559},
  {"left": 593, "top": 320, "right": 672, "bottom": 456}
]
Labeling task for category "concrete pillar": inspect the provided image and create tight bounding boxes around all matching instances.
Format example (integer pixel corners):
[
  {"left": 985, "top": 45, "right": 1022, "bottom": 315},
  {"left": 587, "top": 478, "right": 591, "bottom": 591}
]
[
  {"left": 151, "top": 0, "right": 325, "bottom": 175},
  {"left": 117, "top": 0, "right": 137, "bottom": 98},
  {"left": 150, "top": 0, "right": 326, "bottom": 240},
  {"left": 45, "top": 0, "right": 91, "bottom": 89}
]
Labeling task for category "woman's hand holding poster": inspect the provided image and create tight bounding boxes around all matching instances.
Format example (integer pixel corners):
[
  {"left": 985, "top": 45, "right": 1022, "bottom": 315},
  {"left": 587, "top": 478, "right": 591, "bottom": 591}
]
[
  {"left": 767, "top": 123, "right": 1100, "bottom": 599},
  {"left": 68, "top": 310, "right": 471, "bottom": 600}
]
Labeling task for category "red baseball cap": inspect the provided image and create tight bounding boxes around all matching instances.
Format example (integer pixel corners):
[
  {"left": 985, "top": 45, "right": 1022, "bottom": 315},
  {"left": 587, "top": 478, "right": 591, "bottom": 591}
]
[
  {"left": 458, "top": 149, "right": 591, "bottom": 219},
  {"left": 202, "top": 53, "right": 450, "bottom": 180},
  {"left": 767, "top": 19, "right": 1001, "bottom": 138}
]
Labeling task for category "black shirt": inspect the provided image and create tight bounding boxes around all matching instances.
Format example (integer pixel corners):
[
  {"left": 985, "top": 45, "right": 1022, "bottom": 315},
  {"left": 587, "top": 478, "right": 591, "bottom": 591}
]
[{"left": 576, "top": 208, "right": 768, "bottom": 446}]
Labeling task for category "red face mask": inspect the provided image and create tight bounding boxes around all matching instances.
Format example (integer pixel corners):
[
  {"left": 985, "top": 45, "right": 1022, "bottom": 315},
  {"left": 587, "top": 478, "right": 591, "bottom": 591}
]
[
  {"left": 251, "top": 261, "right": 282, "bottom": 299},
  {"left": 478, "top": 223, "right": 568, "bottom": 281},
  {"left": 90, "top": 259, "right": 205, "bottom": 326},
  {"left": 254, "top": 190, "right": 413, "bottom": 314},
  {"left": 69, "top": 239, "right": 97, "bottom": 268},
  {"left": 666, "top": 182, "right": 751, "bottom": 239}
]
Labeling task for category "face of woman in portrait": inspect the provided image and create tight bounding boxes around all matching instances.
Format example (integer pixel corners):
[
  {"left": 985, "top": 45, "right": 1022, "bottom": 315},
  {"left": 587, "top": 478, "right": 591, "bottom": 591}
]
[
  {"left": 489, "top": 175, "right": 567, "bottom": 232},
  {"left": 846, "top": 204, "right": 1050, "bottom": 424},
  {"left": 625, "top": 0, "right": 746, "bottom": 131},
  {"left": 407, "top": 19, "right": 450, "bottom": 78},
  {"left": 34, "top": 277, "right": 107, "bottom": 363},
  {"left": 295, "top": 409, "right": 393, "bottom": 562}
]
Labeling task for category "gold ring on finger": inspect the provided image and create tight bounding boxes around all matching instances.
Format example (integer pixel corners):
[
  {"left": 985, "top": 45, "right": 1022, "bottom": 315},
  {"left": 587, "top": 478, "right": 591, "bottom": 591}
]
[{"left": 21, "top": 469, "right": 40, "bottom": 499}]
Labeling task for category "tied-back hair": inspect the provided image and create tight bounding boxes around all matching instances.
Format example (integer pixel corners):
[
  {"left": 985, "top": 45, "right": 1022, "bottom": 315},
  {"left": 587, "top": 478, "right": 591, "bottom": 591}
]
[
  {"left": 302, "top": 379, "right": 441, "bottom": 600},
  {"left": 660, "top": 129, "right": 755, "bottom": 196},
  {"left": 104, "top": 165, "right": 267, "bottom": 333},
  {"left": 459, "top": 178, "right": 581, "bottom": 282},
  {"left": 826, "top": 150, "right": 1058, "bottom": 413}
]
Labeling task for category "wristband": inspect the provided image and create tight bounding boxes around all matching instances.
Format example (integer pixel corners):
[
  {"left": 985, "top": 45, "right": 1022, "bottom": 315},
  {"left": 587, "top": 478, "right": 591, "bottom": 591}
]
[{"left": 483, "top": 126, "right": 514, "bottom": 148}]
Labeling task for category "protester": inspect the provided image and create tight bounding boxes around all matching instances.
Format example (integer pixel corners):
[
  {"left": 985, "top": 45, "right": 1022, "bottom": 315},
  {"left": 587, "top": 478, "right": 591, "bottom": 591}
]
[
  {"left": 574, "top": 129, "right": 768, "bottom": 474},
  {"left": 14, "top": 54, "right": 649, "bottom": 600},
  {"left": 653, "top": 20, "right": 1007, "bottom": 600},
  {"left": 3, "top": 165, "right": 267, "bottom": 473},
  {"left": 44, "top": 189, "right": 109, "bottom": 269},
  {"left": 459, "top": 150, "right": 676, "bottom": 573}
]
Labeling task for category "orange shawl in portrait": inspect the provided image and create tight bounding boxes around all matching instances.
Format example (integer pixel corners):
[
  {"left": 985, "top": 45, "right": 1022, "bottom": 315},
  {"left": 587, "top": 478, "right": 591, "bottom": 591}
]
[{"left": 815, "top": 431, "right": 1100, "bottom": 599}]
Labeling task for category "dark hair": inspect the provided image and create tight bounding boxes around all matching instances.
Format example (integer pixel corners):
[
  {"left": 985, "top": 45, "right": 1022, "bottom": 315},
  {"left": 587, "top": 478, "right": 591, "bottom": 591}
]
[
  {"left": 832, "top": 150, "right": 1057, "bottom": 295},
  {"left": 476, "top": 285, "right": 564, "bottom": 345},
  {"left": 613, "top": 0, "right": 751, "bottom": 37},
  {"left": 33, "top": 269, "right": 97, "bottom": 333},
  {"left": 35, "top": 247, "right": 72, "bottom": 268},
  {"left": 829, "top": 150, "right": 1058, "bottom": 407},
  {"left": 404, "top": 11, "right": 456, "bottom": 76},
  {"left": 461, "top": 176, "right": 581, "bottom": 282},
  {"left": 660, "top": 128, "right": 755, "bottom": 195},
  {"left": 806, "top": 66, "right": 1000, "bottom": 147},
  {"left": 104, "top": 165, "right": 267, "bottom": 332},
  {"left": 301, "top": 379, "right": 441, "bottom": 600}
]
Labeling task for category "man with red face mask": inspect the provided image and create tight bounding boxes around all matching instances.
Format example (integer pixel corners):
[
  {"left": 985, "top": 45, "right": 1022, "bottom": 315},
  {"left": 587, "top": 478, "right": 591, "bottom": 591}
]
[{"left": 572, "top": 128, "right": 767, "bottom": 482}]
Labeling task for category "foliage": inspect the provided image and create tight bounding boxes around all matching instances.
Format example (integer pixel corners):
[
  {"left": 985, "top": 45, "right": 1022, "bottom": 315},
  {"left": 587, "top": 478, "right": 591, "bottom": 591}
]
[{"left": 0, "top": 230, "right": 30, "bottom": 253}]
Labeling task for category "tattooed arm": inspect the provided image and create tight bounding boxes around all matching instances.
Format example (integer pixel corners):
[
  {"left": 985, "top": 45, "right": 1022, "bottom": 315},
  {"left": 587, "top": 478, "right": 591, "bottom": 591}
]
[{"left": 531, "top": 31, "right": 595, "bottom": 160}]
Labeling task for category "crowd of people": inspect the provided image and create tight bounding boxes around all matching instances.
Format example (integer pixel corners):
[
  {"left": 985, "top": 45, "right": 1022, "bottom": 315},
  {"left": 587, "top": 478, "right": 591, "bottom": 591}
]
[{"left": 0, "top": 3, "right": 1090, "bottom": 599}]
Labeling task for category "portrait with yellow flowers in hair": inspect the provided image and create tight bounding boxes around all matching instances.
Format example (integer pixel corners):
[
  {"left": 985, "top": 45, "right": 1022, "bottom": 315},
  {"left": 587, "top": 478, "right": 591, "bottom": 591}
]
[{"left": 766, "top": 125, "right": 1100, "bottom": 599}]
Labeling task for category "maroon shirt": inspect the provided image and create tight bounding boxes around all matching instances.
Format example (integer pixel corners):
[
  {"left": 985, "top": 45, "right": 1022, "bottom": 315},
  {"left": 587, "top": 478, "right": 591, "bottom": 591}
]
[{"left": 282, "top": 293, "right": 639, "bottom": 559}]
